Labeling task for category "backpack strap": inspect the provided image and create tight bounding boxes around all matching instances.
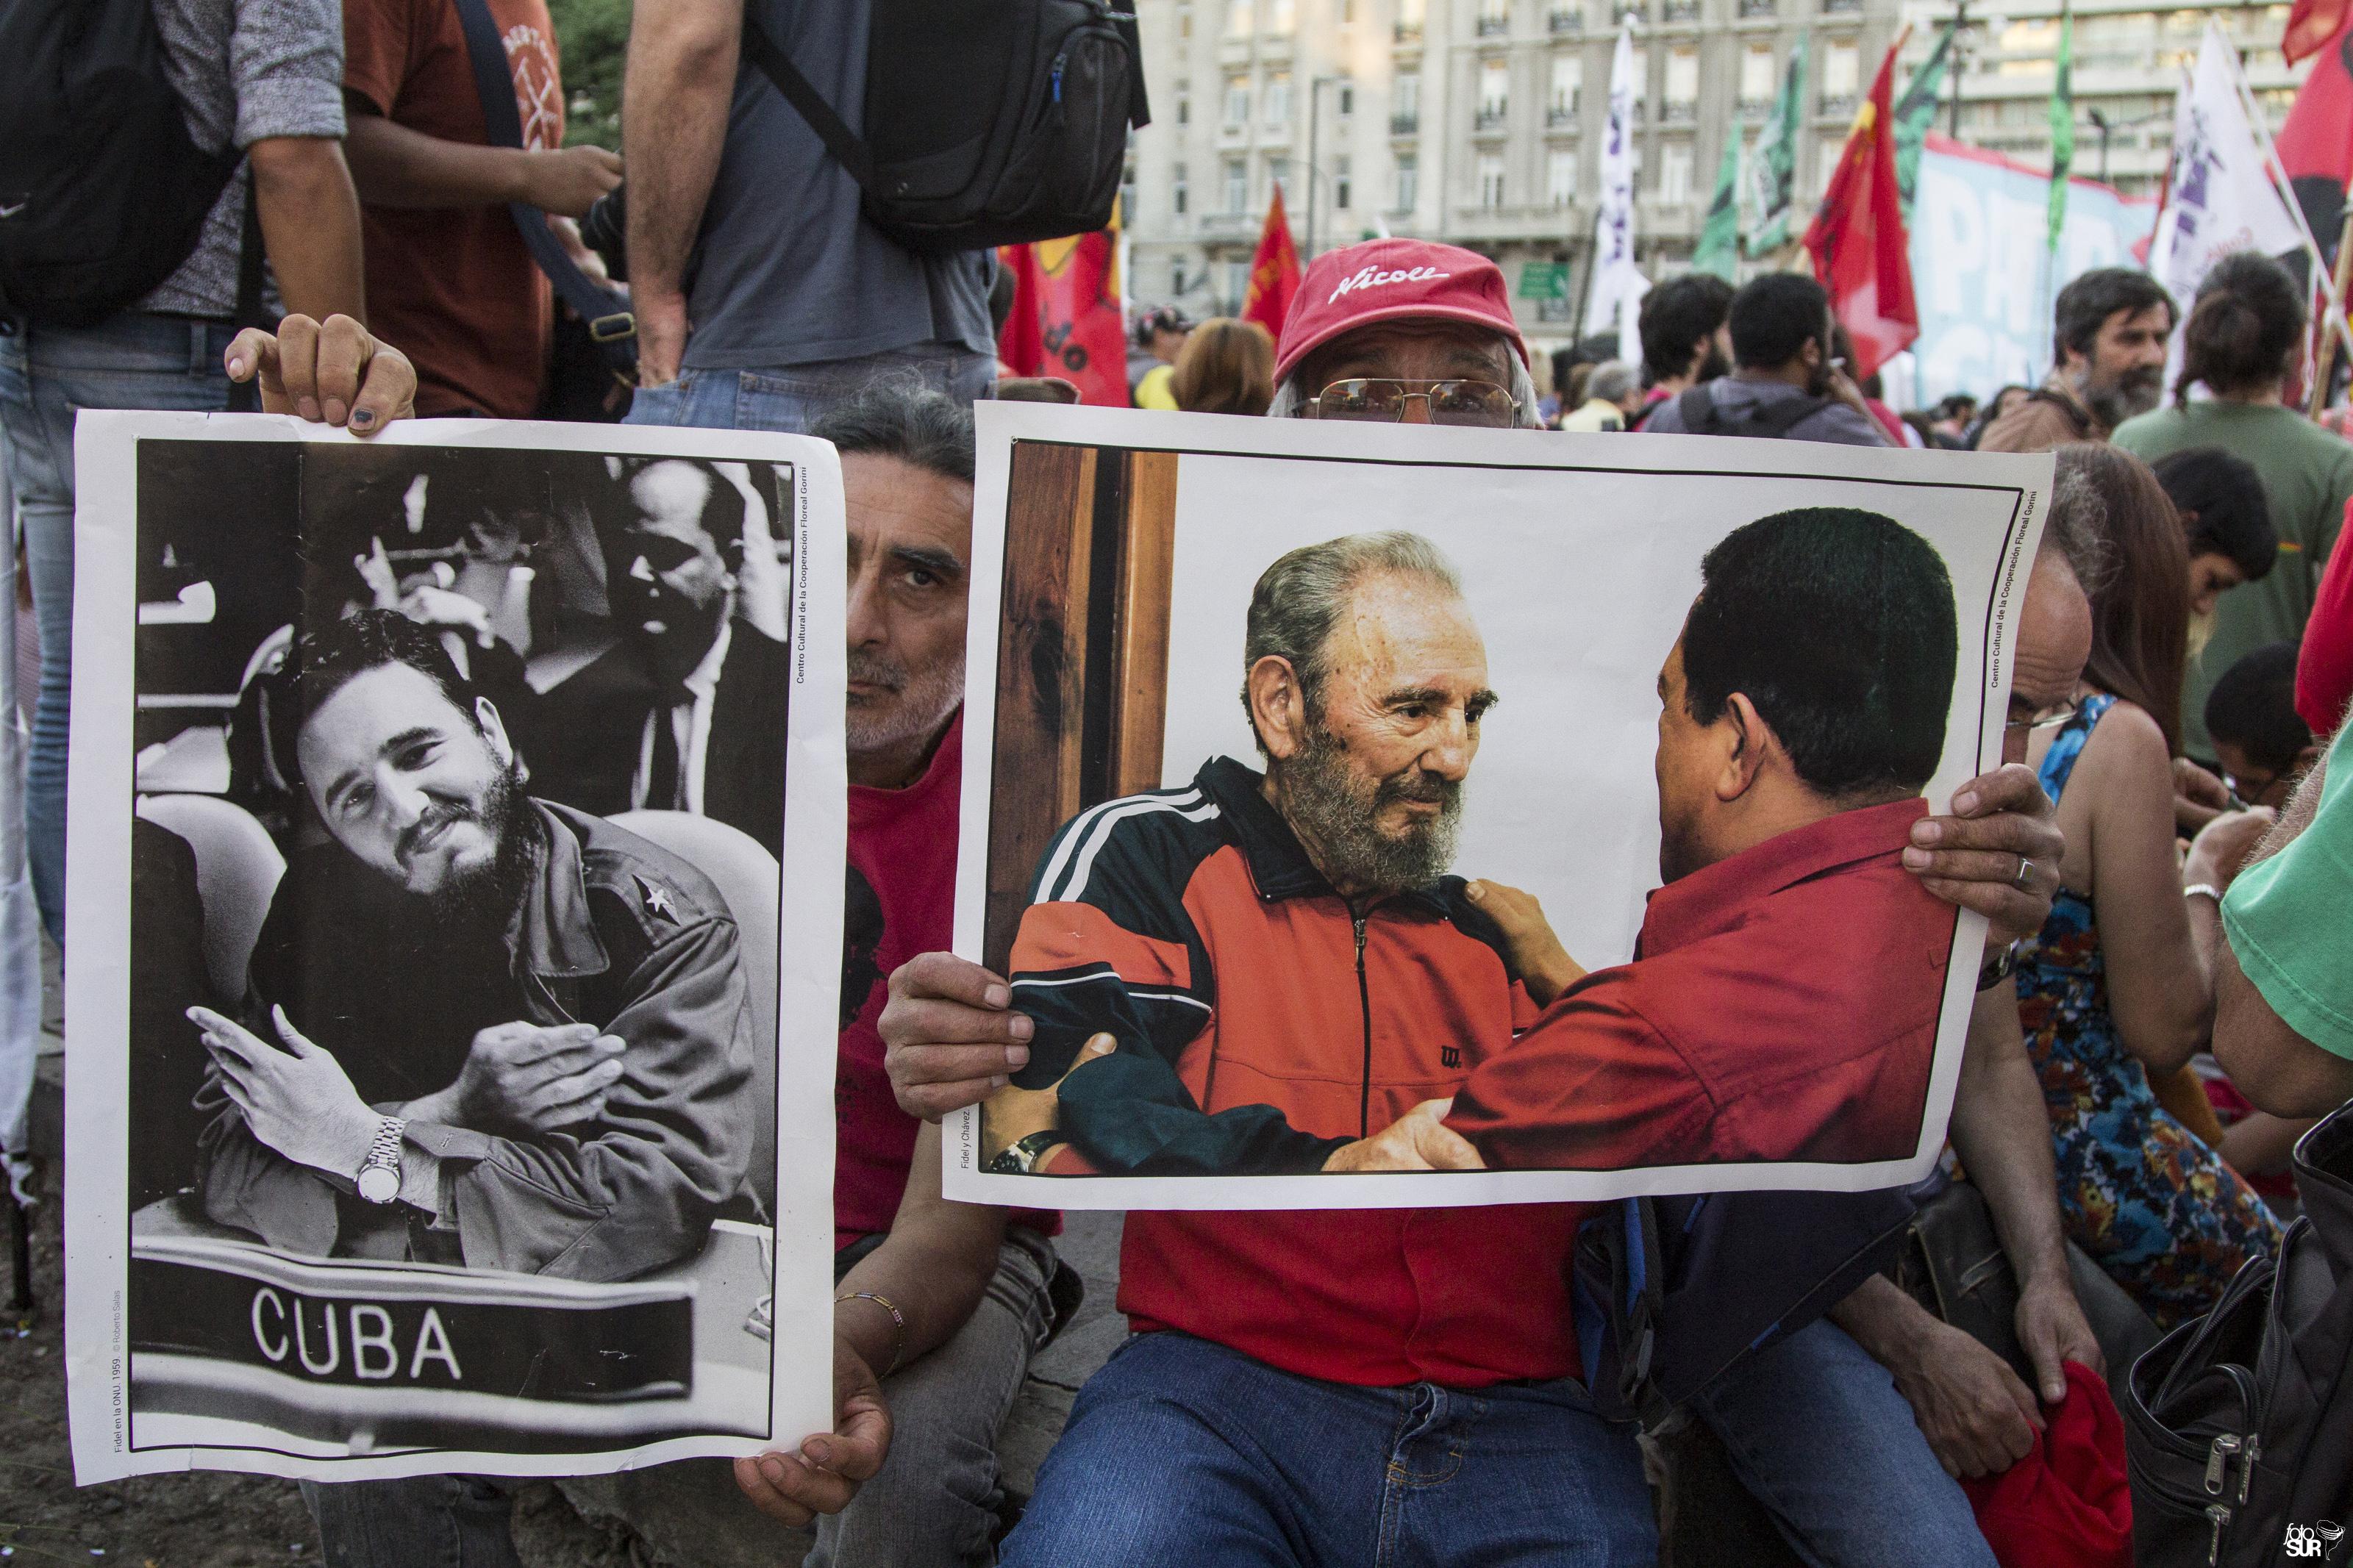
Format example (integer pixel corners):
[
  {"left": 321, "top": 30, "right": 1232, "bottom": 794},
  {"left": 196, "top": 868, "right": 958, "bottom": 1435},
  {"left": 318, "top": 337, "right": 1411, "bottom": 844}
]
[
  {"left": 448, "top": 0, "right": 635, "bottom": 373},
  {"left": 2021, "top": 387, "right": 2093, "bottom": 440},
  {"left": 1678, "top": 382, "right": 1834, "bottom": 440},
  {"left": 224, "top": 180, "right": 266, "bottom": 413},
  {"left": 739, "top": 8, "right": 880, "bottom": 191}
]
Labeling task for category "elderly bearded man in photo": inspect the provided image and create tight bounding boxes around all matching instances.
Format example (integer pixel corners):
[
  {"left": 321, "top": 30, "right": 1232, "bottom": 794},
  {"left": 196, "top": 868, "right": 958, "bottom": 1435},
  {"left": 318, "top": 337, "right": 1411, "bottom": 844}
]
[{"left": 192, "top": 608, "right": 755, "bottom": 1281}]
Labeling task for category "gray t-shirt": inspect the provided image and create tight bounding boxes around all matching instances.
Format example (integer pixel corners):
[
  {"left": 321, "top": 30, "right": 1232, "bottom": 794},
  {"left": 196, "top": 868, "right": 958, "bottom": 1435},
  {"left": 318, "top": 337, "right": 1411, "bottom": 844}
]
[
  {"left": 1638, "top": 376, "right": 1891, "bottom": 448},
  {"left": 683, "top": 0, "right": 995, "bottom": 371},
  {"left": 140, "top": 0, "right": 346, "bottom": 320}
]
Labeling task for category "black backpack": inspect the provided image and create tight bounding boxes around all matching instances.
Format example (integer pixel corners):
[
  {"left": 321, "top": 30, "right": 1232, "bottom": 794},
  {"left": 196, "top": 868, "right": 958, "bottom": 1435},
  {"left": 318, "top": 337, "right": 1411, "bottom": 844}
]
[
  {"left": 2124, "top": 1103, "right": 2353, "bottom": 1567},
  {"left": 1674, "top": 384, "right": 1833, "bottom": 440},
  {"left": 743, "top": 0, "right": 1149, "bottom": 255},
  {"left": 0, "top": 0, "right": 241, "bottom": 326}
]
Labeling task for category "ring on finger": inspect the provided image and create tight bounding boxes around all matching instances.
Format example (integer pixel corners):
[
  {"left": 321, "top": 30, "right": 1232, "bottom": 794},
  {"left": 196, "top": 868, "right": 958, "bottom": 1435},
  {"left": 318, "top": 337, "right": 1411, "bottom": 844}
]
[{"left": 2012, "top": 855, "right": 2035, "bottom": 889}]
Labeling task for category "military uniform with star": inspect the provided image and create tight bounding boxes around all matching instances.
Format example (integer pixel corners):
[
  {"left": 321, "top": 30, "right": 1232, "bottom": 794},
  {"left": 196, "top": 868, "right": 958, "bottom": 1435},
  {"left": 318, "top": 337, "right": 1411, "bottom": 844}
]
[{"left": 204, "top": 801, "right": 759, "bottom": 1282}]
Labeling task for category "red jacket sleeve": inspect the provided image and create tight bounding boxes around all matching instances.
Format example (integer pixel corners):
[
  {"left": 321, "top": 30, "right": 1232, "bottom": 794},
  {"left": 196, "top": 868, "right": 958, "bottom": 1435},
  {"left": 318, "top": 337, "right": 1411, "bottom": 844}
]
[
  {"left": 2298, "top": 498, "right": 2353, "bottom": 737},
  {"left": 1443, "top": 969, "right": 1716, "bottom": 1170}
]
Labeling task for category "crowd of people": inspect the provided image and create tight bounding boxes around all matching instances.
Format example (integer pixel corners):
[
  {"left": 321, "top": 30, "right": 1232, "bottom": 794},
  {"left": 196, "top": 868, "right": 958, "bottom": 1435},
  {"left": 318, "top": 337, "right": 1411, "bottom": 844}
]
[{"left": 6, "top": 0, "right": 2353, "bottom": 1563}]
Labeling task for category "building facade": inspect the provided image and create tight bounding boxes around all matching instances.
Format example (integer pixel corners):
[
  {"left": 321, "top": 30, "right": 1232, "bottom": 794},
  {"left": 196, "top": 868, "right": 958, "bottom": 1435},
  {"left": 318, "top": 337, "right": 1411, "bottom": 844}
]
[
  {"left": 1125, "top": 0, "right": 1907, "bottom": 363},
  {"left": 1895, "top": 0, "right": 2303, "bottom": 200}
]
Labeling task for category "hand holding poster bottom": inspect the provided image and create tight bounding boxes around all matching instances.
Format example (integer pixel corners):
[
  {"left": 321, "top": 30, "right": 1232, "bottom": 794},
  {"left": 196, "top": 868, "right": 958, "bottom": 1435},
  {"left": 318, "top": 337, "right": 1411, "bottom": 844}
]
[
  {"left": 64, "top": 413, "right": 846, "bottom": 1484},
  {"left": 945, "top": 402, "right": 2056, "bottom": 1210}
]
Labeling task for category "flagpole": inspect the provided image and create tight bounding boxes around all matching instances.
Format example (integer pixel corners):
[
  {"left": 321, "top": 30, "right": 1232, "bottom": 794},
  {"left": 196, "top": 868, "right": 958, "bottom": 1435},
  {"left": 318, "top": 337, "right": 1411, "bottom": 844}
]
[
  {"left": 2220, "top": 27, "right": 2353, "bottom": 367},
  {"left": 2310, "top": 208, "right": 2353, "bottom": 416}
]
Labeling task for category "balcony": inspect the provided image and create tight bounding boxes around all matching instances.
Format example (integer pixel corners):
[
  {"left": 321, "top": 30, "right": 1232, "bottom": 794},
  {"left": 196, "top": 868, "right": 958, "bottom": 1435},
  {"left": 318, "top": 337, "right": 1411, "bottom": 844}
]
[
  {"left": 1547, "top": 104, "right": 1580, "bottom": 126},
  {"left": 1548, "top": 6, "right": 1583, "bottom": 30},
  {"left": 1613, "top": 1, "right": 1649, "bottom": 21},
  {"left": 1663, "top": 99, "right": 1698, "bottom": 121},
  {"left": 1736, "top": 94, "right": 1774, "bottom": 116},
  {"left": 1821, "top": 0, "right": 1863, "bottom": 12},
  {"left": 1474, "top": 106, "right": 1511, "bottom": 132},
  {"left": 1477, "top": 12, "right": 1511, "bottom": 34},
  {"left": 1390, "top": 112, "right": 1421, "bottom": 135},
  {"left": 1663, "top": 0, "right": 1702, "bottom": 19},
  {"left": 1394, "top": 19, "right": 1423, "bottom": 42},
  {"left": 1738, "top": 0, "right": 1777, "bottom": 16},
  {"left": 1818, "top": 92, "right": 1859, "bottom": 117}
]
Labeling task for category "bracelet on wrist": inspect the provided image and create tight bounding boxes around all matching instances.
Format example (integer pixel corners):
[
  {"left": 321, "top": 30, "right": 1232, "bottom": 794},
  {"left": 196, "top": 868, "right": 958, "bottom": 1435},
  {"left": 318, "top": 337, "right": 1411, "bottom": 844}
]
[{"left": 835, "top": 1289, "right": 907, "bottom": 1376}]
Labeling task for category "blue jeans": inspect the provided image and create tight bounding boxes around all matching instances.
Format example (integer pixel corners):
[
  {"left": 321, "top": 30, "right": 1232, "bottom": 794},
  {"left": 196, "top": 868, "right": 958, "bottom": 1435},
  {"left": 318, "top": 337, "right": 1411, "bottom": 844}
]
[
  {"left": 1690, "top": 1317, "right": 1996, "bottom": 1568},
  {"left": 0, "top": 312, "right": 238, "bottom": 941},
  {"left": 1002, "top": 1331, "right": 1656, "bottom": 1568},
  {"left": 625, "top": 344, "right": 996, "bottom": 433}
]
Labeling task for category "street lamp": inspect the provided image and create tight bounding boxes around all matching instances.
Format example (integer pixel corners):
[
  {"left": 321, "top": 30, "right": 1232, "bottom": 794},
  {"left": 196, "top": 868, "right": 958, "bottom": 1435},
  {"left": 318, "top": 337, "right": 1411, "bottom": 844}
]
[
  {"left": 1305, "top": 74, "right": 1338, "bottom": 259},
  {"left": 2088, "top": 107, "right": 2111, "bottom": 182}
]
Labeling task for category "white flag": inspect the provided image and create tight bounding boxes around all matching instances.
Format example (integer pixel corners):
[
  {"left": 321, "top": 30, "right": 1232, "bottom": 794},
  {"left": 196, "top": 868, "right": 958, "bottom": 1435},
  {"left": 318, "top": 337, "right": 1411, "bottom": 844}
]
[
  {"left": 2148, "top": 24, "right": 2304, "bottom": 377},
  {"left": 1585, "top": 23, "right": 1649, "bottom": 359}
]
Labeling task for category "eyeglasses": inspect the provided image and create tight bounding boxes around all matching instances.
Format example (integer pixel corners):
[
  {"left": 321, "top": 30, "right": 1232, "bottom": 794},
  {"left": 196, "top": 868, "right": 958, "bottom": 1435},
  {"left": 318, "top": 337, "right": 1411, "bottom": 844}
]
[
  {"left": 2004, "top": 697, "right": 2085, "bottom": 735},
  {"left": 1304, "top": 378, "right": 1518, "bottom": 428}
]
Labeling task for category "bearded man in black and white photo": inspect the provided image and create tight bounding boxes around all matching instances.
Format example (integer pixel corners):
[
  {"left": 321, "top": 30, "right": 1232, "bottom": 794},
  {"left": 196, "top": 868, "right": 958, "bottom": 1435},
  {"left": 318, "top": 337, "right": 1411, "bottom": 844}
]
[{"left": 193, "top": 609, "right": 754, "bottom": 1282}]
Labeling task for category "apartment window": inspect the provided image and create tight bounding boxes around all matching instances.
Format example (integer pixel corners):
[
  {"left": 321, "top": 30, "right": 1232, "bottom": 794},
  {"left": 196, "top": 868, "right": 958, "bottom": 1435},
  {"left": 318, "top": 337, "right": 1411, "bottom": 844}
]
[
  {"left": 1396, "top": 71, "right": 1421, "bottom": 118},
  {"left": 1739, "top": 41, "right": 1776, "bottom": 108},
  {"left": 1340, "top": 0, "right": 1358, "bottom": 21},
  {"left": 1333, "top": 154, "right": 1353, "bottom": 208},
  {"left": 1548, "top": 146, "right": 1578, "bottom": 204},
  {"left": 1629, "top": 48, "right": 1649, "bottom": 119},
  {"left": 1268, "top": 0, "right": 1295, "bottom": 30},
  {"left": 1173, "top": 258, "right": 1189, "bottom": 296},
  {"left": 1265, "top": 70, "right": 1291, "bottom": 126},
  {"left": 1659, "top": 143, "right": 1693, "bottom": 203},
  {"left": 1268, "top": 154, "right": 1291, "bottom": 195},
  {"left": 1479, "top": 59, "right": 1511, "bottom": 118},
  {"left": 1549, "top": 53, "right": 1582, "bottom": 121},
  {"left": 1224, "top": 157, "right": 1249, "bottom": 212},
  {"left": 1227, "top": 0, "right": 1252, "bottom": 36},
  {"left": 1224, "top": 73, "right": 1250, "bottom": 124},
  {"left": 1821, "top": 39, "right": 1860, "bottom": 110},
  {"left": 1177, "top": 93, "right": 1190, "bottom": 126},
  {"left": 1666, "top": 47, "right": 1699, "bottom": 107},
  {"left": 1478, "top": 0, "right": 1511, "bottom": 33},
  {"left": 1394, "top": 150, "right": 1419, "bottom": 209},
  {"left": 1173, "top": 162, "right": 1189, "bottom": 215},
  {"left": 1224, "top": 259, "right": 1249, "bottom": 311},
  {"left": 1478, "top": 152, "right": 1507, "bottom": 207},
  {"left": 1337, "top": 81, "right": 1355, "bottom": 116},
  {"left": 1179, "top": 1, "right": 1193, "bottom": 39},
  {"left": 1121, "top": 158, "right": 1138, "bottom": 218}
]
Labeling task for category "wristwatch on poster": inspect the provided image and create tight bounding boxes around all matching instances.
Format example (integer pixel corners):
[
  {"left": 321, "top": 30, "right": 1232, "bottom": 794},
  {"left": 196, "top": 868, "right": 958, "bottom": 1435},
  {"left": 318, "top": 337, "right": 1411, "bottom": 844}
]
[
  {"left": 1976, "top": 941, "right": 2021, "bottom": 992},
  {"left": 987, "top": 1131, "right": 1068, "bottom": 1175},
  {"left": 356, "top": 1117, "right": 406, "bottom": 1204}
]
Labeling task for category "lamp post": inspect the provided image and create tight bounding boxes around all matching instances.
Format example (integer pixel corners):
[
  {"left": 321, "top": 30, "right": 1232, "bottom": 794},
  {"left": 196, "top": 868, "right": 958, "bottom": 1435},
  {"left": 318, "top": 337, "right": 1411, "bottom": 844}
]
[
  {"left": 1304, "top": 75, "right": 1338, "bottom": 259},
  {"left": 2088, "top": 107, "right": 2111, "bottom": 182}
]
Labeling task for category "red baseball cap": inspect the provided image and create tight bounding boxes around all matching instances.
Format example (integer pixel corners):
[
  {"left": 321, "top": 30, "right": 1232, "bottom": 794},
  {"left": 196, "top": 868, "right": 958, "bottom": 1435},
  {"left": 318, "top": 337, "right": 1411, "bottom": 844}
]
[{"left": 1274, "top": 239, "right": 1530, "bottom": 387}]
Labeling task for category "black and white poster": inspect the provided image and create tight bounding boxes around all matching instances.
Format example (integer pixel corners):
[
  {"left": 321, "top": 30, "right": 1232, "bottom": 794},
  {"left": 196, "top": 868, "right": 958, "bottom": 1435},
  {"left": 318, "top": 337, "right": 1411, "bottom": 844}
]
[{"left": 65, "top": 414, "right": 841, "bottom": 1482}]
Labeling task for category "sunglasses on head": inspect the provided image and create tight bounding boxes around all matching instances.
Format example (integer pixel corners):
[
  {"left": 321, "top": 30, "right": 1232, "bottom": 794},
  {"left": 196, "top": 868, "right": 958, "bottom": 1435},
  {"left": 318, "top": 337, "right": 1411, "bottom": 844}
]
[{"left": 1303, "top": 378, "right": 1518, "bottom": 428}]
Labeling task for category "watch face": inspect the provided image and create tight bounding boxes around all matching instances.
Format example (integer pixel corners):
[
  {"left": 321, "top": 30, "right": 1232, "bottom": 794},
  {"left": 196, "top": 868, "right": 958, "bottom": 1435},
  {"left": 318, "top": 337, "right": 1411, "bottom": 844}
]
[{"left": 356, "top": 1164, "right": 400, "bottom": 1204}]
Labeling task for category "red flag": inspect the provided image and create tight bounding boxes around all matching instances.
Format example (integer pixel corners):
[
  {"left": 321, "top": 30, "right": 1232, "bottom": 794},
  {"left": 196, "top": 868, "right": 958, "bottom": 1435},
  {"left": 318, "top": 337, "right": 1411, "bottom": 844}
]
[
  {"left": 2277, "top": 4, "right": 2353, "bottom": 245},
  {"left": 1242, "top": 185, "right": 1302, "bottom": 339},
  {"left": 996, "top": 243, "right": 1046, "bottom": 376},
  {"left": 1802, "top": 40, "right": 1918, "bottom": 382},
  {"left": 997, "top": 209, "right": 1128, "bottom": 405},
  {"left": 2285, "top": 0, "right": 2353, "bottom": 63}
]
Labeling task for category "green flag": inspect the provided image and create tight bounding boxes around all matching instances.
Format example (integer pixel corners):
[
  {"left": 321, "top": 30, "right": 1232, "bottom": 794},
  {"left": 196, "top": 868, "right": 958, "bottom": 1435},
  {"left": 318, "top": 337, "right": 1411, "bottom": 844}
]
[
  {"left": 1894, "top": 25, "right": 1952, "bottom": 221},
  {"left": 1744, "top": 32, "right": 1807, "bottom": 258},
  {"left": 2047, "top": 6, "right": 2074, "bottom": 248},
  {"left": 1693, "top": 132, "right": 1742, "bottom": 280}
]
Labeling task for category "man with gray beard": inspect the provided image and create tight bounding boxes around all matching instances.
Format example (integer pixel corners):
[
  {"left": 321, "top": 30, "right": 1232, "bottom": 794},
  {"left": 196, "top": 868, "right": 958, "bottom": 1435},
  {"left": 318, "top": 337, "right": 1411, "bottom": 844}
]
[
  {"left": 1979, "top": 268, "right": 2175, "bottom": 453},
  {"left": 976, "top": 529, "right": 1515, "bottom": 1178}
]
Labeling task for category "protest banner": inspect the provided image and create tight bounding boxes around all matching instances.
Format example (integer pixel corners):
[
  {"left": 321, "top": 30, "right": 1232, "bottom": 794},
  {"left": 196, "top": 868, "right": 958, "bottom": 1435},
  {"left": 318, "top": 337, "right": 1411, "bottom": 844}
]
[
  {"left": 943, "top": 403, "right": 2052, "bottom": 1211},
  {"left": 64, "top": 415, "right": 844, "bottom": 1483},
  {"left": 1907, "top": 135, "right": 2158, "bottom": 409}
]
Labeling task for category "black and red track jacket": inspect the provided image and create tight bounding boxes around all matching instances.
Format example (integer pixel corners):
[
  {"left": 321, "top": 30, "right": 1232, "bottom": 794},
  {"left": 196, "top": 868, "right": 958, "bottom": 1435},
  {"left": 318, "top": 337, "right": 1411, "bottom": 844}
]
[
  {"left": 1008, "top": 755, "right": 1530, "bottom": 1173},
  {"left": 1007, "top": 755, "right": 1588, "bottom": 1388}
]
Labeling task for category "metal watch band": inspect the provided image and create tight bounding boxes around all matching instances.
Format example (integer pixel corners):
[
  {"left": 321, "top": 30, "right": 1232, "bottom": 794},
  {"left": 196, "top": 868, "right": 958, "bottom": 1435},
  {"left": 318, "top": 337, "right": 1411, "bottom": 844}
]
[
  {"left": 357, "top": 1116, "right": 406, "bottom": 1203},
  {"left": 1977, "top": 940, "right": 2020, "bottom": 992}
]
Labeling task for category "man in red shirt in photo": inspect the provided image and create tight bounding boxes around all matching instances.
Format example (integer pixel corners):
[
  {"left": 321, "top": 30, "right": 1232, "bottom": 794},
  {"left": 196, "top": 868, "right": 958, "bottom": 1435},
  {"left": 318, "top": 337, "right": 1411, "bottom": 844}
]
[{"left": 1436, "top": 506, "right": 1961, "bottom": 1172}]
